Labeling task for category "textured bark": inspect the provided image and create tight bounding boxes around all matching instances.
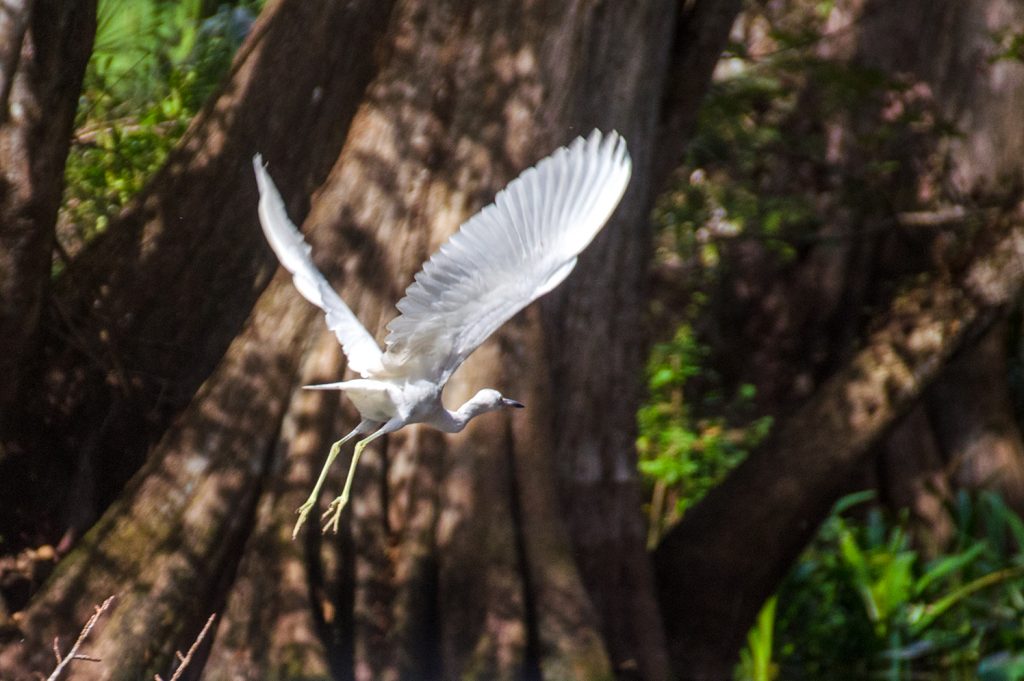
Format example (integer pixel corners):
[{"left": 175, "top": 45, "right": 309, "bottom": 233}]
[
  {"left": 654, "top": 2, "right": 1024, "bottom": 674},
  {"left": 274, "top": 0, "right": 683, "bottom": 677},
  {"left": 656, "top": 214, "right": 1024, "bottom": 679},
  {"left": 652, "top": 0, "right": 743, "bottom": 191},
  {"left": 926, "top": 320, "right": 1024, "bottom": 509},
  {"left": 877, "top": 405, "right": 954, "bottom": 556},
  {"left": 271, "top": 1, "right": 680, "bottom": 675},
  {"left": 532, "top": 2, "right": 692, "bottom": 677},
  {"left": 0, "top": 0, "right": 740, "bottom": 676},
  {"left": 0, "top": 275, "right": 319, "bottom": 680},
  {"left": 0, "top": 0, "right": 395, "bottom": 545},
  {"left": 876, "top": 321, "right": 1024, "bottom": 547},
  {"left": 0, "top": 0, "right": 95, "bottom": 417},
  {"left": 202, "top": 332, "right": 345, "bottom": 681}
]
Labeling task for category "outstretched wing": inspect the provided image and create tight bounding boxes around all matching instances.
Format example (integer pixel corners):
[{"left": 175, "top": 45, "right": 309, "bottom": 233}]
[
  {"left": 381, "top": 130, "right": 631, "bottom": 382},
  {"left": 252, "top": 155, "right": 384, "bottom": 376}
]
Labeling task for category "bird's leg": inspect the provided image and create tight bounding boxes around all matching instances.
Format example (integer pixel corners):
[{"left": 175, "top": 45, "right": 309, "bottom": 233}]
[
  {"left": 321, "top": 428, "right": 389, "bottom": 534},
  {"left": 293, "top": 428, "right": 361, "bottom": 539}
]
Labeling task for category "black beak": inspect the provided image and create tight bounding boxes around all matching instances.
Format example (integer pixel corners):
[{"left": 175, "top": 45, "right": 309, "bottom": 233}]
[{"left": 504, "top": 399, "right": 525, "bottom": 409}]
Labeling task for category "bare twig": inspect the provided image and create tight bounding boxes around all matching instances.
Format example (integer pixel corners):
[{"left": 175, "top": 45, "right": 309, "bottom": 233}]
[
  {"left": 154, "top": 613, "right": 217, "bottom": 681},
  {"left": 45, "top": 596, "right": 115, "bottom": 681}
]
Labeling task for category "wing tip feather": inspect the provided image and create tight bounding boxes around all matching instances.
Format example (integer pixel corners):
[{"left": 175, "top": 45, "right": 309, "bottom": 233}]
[{"left": 380, "top": 127, "right": 632, "bottom": 381}]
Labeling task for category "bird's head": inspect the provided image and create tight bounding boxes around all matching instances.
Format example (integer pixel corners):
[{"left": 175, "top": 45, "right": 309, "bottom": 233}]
[{"left": 465, "top": 388, "right": 525, "bottom": 418}]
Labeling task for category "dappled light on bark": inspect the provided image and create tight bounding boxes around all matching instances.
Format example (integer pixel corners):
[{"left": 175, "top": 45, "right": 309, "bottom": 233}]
[
  {"left": 653, "top": 1, "right": 1024, "bottom": 674},
  {"left": 201, "top": 331, "right": 348, "bottom": 680},
  {"left": 0, "top": 0, "right": 715, "bottom": 676},
  {"left": 0, "top": 0, "right": 396, "bottom": 546},
  {"left": 0, "top": 0, "right": 96, "bottom": 426},
  {"left": 0, "top": 277, "right": 318, "bottom": 679}
]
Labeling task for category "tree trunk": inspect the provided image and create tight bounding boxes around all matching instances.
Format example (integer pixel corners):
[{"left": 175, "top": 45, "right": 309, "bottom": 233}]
[
  {"left": 656, "top": 212, "right": 1024, "bottom": 678},
  {"left": 0, "top": 275, "right": 320, "bottom": 680},
  {"left": 926, "top": 320, "right": 1024, "bottom": 508},
  {"left": 0, "top": 0, "right": 96, "bottom": 418},
  {"left": 200, "top": 330, "right": 346, "bottom": 681},
  {"left": 0, "top": 0, "right": 396, "bottom": 546},
  {"left": 654, "top": 0, "right": 1024, "bottom": 674},
  {"left": 880, "top": 320, "right": 1024, "bottom": 553},
  {"left": 0, "top": 0, "right": 734, "bottom": 677},
  {"left": 877, "top": 405, "right": 954, "bottom": 557},
  {"left": 258, "top": 1, "right": 683, "bottom": 676},
  {"left": 653, "top": 0, "right": 743, "bottom": 191}
]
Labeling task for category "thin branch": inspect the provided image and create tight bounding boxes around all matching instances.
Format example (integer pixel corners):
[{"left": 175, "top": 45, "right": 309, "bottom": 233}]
[
  {"left": 154, "top": 613, "right": 217, "bottom": 681},
  {"left": 45, "top": 596, "right": 115, "bottom": 681}
]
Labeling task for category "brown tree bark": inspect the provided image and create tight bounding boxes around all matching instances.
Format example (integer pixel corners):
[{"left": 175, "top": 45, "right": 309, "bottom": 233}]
[
  {"left": 656, "top": 211, "right": 1024, "bottom": 679},
  {"left": 0, "top": 0, "right": 96, "bottom": 417},
  {"left": 926, "top": 320, "right": 1024, "bottom": 508},
  {"left": 0, "top": 0, "right": 396, "bottom": 545},
  {"left": 654, "top": 0, "right": 1024, "bottom": 674},
  {"left": 872, "top": 319, "right": 1024, "bottom": 552},
  {"left": 200, "top": 330, "right": 346, "bottom": 681},
  {"left": 653, "top": 0, "right": 744, "bottom": 191},
  {"left": 0, "top": 0, "right": 745, "bottom": 677},
  {"left": 881, "top": 320, "right": 1024, "bottom": 553},
  {"left": 254, "top": 1, "right": 683, "bottom": 676},
  {"left": 877, "top": 405, "right": 955, "bottom": 557},
  {"left": 0, "top": 274, "right": 319, "bottom": 680}
]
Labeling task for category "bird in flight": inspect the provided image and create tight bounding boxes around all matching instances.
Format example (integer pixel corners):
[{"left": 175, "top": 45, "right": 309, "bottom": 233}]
[{"left": 253, "top": 129, "right": 631, "bottom": 537}]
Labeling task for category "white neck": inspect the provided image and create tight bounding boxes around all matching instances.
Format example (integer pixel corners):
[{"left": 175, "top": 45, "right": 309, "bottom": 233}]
[{"left": 431, "top": 397, "right": 497, "bottom": 433}]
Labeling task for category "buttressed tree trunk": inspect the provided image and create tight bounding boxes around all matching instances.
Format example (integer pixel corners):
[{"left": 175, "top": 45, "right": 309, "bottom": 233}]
[
  {"left": 656, "top": 0, "right": 1024, "bottom": 676},
  {"left": 657, "top": 212, "right": 1024, "bottom": 679},
  {"left": 0, "top": 0, "right": 743, "bottom": 678},
  {"left": 0, "top": 0, "right": 96, "bottom": 420},
  {"left": 210, "top": 0, "right": 683, "bottom": 677},
  {"left": 0, "top": 0, "right": 395, "bottom": 545},
  {"left": 0, "top": 274, "right": 321, "bottom": 681}
]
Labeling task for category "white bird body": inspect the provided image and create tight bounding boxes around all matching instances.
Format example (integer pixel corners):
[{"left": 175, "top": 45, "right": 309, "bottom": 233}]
[
  {"left": 312, "top": 380, "right": 510, "bottom": 434},
  {"left": 253, "top": 129, "right": 632, "bottom": 536}
]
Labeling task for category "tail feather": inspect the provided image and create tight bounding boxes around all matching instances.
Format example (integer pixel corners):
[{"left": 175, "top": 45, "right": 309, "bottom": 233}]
[{"left": 302, "top": 381, "right": 351, "bottom": 390}]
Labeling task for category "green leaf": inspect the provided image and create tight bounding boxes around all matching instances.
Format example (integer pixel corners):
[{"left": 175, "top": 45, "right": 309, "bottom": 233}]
[
  {"left": 915, "top": 542, "right": 986, "bottom": 596},
  {"left": 911, "top": 565, "right": 1024, "bottom": 635}
]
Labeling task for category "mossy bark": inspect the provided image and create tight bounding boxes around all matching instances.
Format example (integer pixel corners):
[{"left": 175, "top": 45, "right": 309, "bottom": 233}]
[
  {"left": 0, "top": 277, "right": 319, "bottom": 680},
  {"left": 202, "top": 332, "right": 346, "bottom": 681}
]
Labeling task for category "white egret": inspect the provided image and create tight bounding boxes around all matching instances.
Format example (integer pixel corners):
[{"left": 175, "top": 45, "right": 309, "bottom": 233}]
[{"left": 253, "top": 129, "right": 632, "bottom": 537}]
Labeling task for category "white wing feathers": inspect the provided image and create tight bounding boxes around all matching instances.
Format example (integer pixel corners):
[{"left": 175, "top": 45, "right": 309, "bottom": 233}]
[
  {"left": 380, "top": 129, "right": 632, "bottom": 382},
  {"left": 252, "top": 131, "right": 631, "bottom": 385},
  {"left": 252, "top": 155, "right": 385, "bottom": 376}
]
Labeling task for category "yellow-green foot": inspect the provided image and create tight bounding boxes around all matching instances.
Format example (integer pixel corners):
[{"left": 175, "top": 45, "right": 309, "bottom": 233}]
[
  {"left": 321, "top": 495, "right": 349, "bottom": 534},
  {"left": 292, "top": 499, "right": 316, "bottom": 539}
]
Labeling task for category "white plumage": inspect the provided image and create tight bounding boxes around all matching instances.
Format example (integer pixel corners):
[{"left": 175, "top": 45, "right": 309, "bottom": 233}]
[{"left": 253, "top": 129, "right": 631, "bottom": 537}]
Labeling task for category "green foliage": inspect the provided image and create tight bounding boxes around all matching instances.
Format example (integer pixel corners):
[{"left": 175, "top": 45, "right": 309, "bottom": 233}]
[
  {"left": 741, "top": 491, "right": 1024, "bottom": 680},
  {"left": 737, "top": 596, "right": 780, "bottom": 681},
  {"left": 60, "top": 0, "right": 256, "bottom": 254},
  {"left": 637, "top": 324, "right": 772, "bottom": 542},
  {"left": 645, "top": 4, "right": 1024, "bottom": 680},
  {"left": 652, "top": 0, "right": 961, "bottom": 300},
  {"left": 654, "top": 65, "right": 818, "bottom": 269},
  {"left": 991, "top": 29, "right": 1024, "bottom": 65}
]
